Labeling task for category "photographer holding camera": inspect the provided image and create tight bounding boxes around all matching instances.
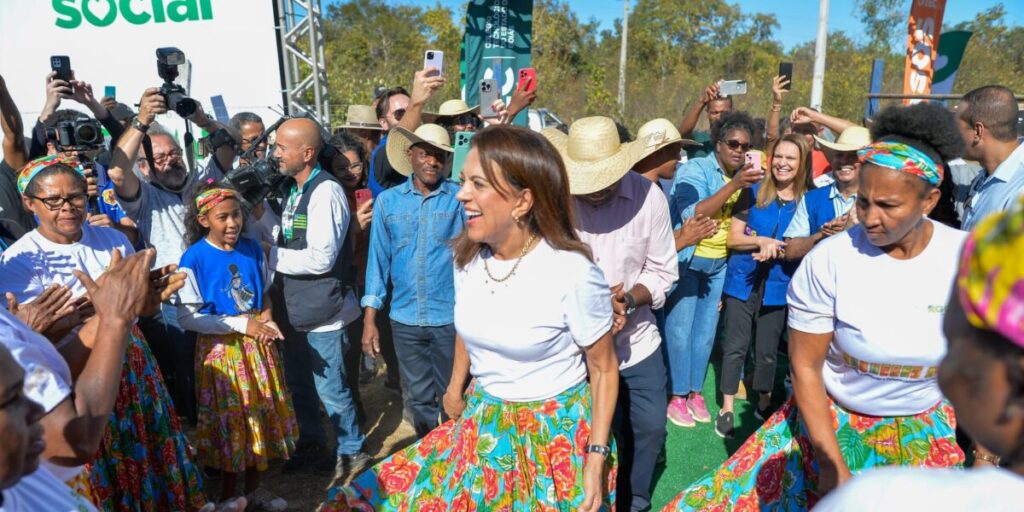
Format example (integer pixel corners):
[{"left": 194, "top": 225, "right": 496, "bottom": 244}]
[{"left": 106, "top": 84, "right": 236, "bottom": 423}]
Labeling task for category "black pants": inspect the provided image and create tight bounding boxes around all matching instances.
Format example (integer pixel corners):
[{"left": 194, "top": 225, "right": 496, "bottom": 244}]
[
  {"left": 389, "top": 321, "right": 456, "bottom": 438},
  {"left": 613, "top": 349, "right": 668, "bottom": 512},
  {"left": 720, "top": 281, "right": 786, "bottom": 396}
]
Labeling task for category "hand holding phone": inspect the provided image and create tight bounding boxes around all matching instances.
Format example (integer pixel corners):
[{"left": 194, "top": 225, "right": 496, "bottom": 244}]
[
  {"left": 518, "top": 68, "right": 537, "bottom": 93},
  {"left": 778, "top": 62, "right": 793, "bottom": 91},
  {"left": 451, "top": 132, "right": 474, "bottom": 182},
  {"left": 744, "top": 150, "right": 764, "bottom": 173},
  {"left": 718, "top": 79, "right": 747, "bottom": 97},
  {"left": 423, "top": 50, "right": 444, "bottom": 77},
  {"left": 50, "top": 55, "right": 72, "bottom": 82},
  {"left": 355, "top": 188, "right": 373, "bottom": 209},
  {"left": 479, "top": 79, "right": 500, "bottom": 118}
]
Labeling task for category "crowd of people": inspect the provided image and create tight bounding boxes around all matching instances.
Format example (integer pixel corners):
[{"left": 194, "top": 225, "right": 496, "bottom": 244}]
[{"left": 0, "top": 52, "right": 1022, "bottom": 512}]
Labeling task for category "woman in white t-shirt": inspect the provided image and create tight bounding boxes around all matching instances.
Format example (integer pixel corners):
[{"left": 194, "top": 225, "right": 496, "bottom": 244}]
[
  {"left": 0, "top": 156, "right": 206, "bottom": 510},
  {"left": 322, "top": 125, "right": 619, "bottom": 511},
  {"left": 815, "top": 194, "right": 1024, "bottom": 510},
  {"left": 664, "top": 103, "right": 971, "bottom": 511}
]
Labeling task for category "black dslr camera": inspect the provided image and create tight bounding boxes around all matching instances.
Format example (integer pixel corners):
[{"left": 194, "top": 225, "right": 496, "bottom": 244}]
[
  {"left": 156, "top": 47, "right": 197, "bottom": 117},
  {"left": 45, "top": 118, "right": 104, "bottom": 151}
]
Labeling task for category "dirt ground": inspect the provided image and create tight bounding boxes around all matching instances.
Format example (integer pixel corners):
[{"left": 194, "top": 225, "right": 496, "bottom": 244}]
[{"left": 193, "top": 369, "right": 416, "bottom": 511}]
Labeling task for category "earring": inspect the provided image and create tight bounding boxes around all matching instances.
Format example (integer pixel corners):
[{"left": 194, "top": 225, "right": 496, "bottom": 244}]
[{"left": 512, "top": 214, "right": 520, "bottom": 223}]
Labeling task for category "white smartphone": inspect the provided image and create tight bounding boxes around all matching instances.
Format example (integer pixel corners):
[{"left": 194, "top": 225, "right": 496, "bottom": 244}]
[
  {"left": 423, "top": 50, "right": 444, "bottom": 76},
  {"left": 718, "top": 79, "right": 748, "bottom": 97},
  {"left": 479, "top": 79, "right": 499, "bottom": 117}
]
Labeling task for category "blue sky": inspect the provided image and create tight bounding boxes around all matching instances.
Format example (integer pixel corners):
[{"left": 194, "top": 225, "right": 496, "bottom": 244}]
[{"left": 388, "top": 0, "right": 1021, "bottom": 50}]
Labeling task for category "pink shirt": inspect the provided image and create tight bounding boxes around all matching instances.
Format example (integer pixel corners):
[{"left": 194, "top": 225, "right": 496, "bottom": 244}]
[{"left": 574, "top": 172, "right": 679, "bottom": 369}]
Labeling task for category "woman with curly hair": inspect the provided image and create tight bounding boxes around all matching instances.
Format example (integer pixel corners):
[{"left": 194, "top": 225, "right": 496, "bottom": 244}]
[
  {"left": 663, "top": 102, "right": 969, "bottom": 511},
  {"left": 815, "top": 195, "right": 1024, "bottom": 510}
]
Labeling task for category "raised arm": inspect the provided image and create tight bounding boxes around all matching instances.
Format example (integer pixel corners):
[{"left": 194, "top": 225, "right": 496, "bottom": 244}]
[
  {"left": 765, "top": 75, "right": 790, "bottom": 156},
  {"left": 0, "top": 74, "right": 28, "bottom": 170},
  {"left": 398, "top": 68, "right": 445, "bottom": 132},
  {"left": 790, "top": 107, "right": 857, "bottom": 137},
  {"left": 677, "top": 82, "right": 718, "bottom": 138},
  {"left": 108, "top": 89, "right": 166, "bottom": 201}
]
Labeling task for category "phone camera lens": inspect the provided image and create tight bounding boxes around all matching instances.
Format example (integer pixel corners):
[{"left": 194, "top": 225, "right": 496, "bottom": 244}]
[{"left": 427, "top": 52, "right": 434, "bottom": 59}]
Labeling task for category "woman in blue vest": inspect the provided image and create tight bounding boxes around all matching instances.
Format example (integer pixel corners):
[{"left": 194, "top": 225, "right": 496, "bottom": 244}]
[{"left": 715, "top": 134, "right": 811, "bottom": 438}]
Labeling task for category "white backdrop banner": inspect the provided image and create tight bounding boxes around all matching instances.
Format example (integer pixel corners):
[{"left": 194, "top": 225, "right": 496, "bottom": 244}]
[{"left": 0, "top": 0, "right": 284, "bottom": 151}]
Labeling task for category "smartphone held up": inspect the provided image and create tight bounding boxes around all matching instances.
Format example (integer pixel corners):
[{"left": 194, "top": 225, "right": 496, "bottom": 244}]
[{"left": 424, "top": 50, "right": 444, "bottom": 76}]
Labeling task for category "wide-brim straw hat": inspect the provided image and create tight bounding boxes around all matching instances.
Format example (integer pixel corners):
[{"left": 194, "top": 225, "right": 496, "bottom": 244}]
[
  {"left": 815, "top": 126, "right": 871, "bottom": 152},
  {"left": 636, "top": 118, "right": 699, "bottom": 160},
  {"left": 542, "top": 116, "right": 652, "bottom": 195},
  {"left": 338, "top": 104, "right": 383, "bottom": 131},
  {"left": 423, "top": 99, "right": 479, "bottom": 123},
  {"left": 386, "top": 124, "right": 453, "bottom": 176}
]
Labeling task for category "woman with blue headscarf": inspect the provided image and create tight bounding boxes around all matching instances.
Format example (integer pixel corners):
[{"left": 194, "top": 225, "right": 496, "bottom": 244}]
[{"left": 663, "top": 102, "right": 970, "bottom": 511}]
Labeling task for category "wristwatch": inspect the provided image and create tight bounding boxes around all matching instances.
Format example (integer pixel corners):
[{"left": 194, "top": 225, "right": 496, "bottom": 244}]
[
  {"left": 131, "top": 116, "right": 150, "bottom": 133},
  {"left": 586, "top": 444, "right": 611, "bottom": 457},
  {"left": 623, "top": 292, "right": 637, "bottom": 316}
]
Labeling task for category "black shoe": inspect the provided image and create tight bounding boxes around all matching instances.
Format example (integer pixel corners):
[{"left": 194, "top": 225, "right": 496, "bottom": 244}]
[
  {"left": 715, "top": 411, "right": 734, "bottom": 439},
  {"left": 327, "top": 451, "right": 372, "bottom": 490},
  {"left": 282, "top": 443, "right": 327, "bottom": 474},
  {"left": 755, "top": 403, "right": 774, "bottom": 422}
]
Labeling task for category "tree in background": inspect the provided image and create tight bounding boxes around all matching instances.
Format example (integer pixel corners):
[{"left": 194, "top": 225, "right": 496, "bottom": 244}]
[{"left": 321, "top": 0, "right": 1023, "bottom": 133}]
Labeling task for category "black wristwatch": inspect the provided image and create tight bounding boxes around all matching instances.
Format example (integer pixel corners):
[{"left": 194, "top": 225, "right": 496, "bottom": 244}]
[
  {"left": 586, "top": 444, "right": 611, "bottom": 457},
  {"left": 623, "top": 292, "right": 636, "bottom": 316},
  {"left": 131, "top": 116, "right": 150, "bottom": 133}
]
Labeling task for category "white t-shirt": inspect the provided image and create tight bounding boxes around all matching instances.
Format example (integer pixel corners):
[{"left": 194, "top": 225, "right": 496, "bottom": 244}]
[
  {"left": 454, "top": 240, "right": 613, "bottom": 402},
  {"left": 0, "top": 467, "right": 97, "bottom": 512},
  {"left": 0, "top": 224, "right": 134, "bottom": 304},
  {"left": 786, "top": 220, "right": 966, "bottom": 416},
  {"left": 815, "top": 467, "right": 1024, "bottom": 512}
]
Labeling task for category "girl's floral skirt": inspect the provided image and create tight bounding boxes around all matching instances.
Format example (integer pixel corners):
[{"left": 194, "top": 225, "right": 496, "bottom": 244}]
[
  {"left": 321, "top": 380, "right": 617, "bottom": 511},
  {"left": 85, "top": 327, "right": 207, "bottom": 511},
  {"left": 194, "top": 331, "right": 297, "bottom": 473},
  {"left": 662, "top": 397, "right": 963, "bottom": 512}
]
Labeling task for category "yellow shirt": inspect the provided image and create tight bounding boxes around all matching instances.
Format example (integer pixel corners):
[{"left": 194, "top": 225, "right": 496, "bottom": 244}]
[{"left": 694, "top": 174, "right": 742, "bottom": 259}]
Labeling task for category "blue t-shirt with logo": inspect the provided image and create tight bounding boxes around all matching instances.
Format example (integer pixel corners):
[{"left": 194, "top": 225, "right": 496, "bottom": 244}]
[{"left": 178, "top": 237, "right": 267, "bottom": 315}]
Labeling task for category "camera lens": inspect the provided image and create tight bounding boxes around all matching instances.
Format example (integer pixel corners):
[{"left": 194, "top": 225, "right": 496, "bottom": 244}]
[
  {"left": 75, "top": 123, "right": 100, "bottom": 145},
  {"left": 427, "top": 52, "right": 434, "bottom": 59}
]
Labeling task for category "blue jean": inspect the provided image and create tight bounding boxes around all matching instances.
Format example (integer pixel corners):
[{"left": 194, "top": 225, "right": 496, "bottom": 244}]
[
  {"left": 280, "top": 326, "right": 365, "bottom": 456},
  {"left": 664, "top": 255, "right": 727, "bottom": 396},
  {"left": 389, "top": 321, "right": 455, "bottom": 438}
]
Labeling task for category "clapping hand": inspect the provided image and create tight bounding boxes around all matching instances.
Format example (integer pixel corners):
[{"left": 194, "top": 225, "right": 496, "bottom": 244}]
[
  {"left": 753, "top": 236, "right": 786, "bottom": 262},
  {"left": 6, "top": 285, "right": 75, "bottom": 335}
]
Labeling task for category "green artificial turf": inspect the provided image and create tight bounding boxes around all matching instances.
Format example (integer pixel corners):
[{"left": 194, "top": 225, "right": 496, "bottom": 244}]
[{"left": 649, "top": 352, "right": 791, "bottom": 509}]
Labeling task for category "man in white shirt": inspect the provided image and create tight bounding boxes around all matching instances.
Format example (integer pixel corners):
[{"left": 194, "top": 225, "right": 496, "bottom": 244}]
[{"left": 269, "top": 118, "right": 368, "bottom": 482}]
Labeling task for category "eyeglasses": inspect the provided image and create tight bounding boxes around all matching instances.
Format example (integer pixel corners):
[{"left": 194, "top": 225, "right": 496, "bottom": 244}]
[
  {"left": 392, "top": 108, "right": 406, "bottom": 121},
  {"left": 152, "top": 149, "right": 183, "bottom": 164},
  {"left": 722, "top": 140, "right": 752, "bottom": 152},
  {"left": 451, "top": 115, "right": 480, "bottom": 127},
  {"left": 28, "top": 193, "right": 88, "bottom": 210}
]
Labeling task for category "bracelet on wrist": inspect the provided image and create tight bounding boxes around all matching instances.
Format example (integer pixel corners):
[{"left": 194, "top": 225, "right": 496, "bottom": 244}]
[{"left": 973, "top": 450, "right": 1001, "bottom": 465}]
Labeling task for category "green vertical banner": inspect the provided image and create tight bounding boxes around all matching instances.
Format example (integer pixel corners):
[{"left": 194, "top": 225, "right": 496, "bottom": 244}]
[
  {"left": 931, "top": 30, "right": 972, "bottom": 95},
  {"left": 459, "top": 0, "right": 533, "bottom": 126}
]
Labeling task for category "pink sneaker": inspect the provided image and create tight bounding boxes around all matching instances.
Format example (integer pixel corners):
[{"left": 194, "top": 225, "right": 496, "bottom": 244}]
[
  {"left": 688, "top": 394, "right": 711, "bottom": 423},
  {"left": 667, "top": 397, "right": 695, "bottom": 427}
]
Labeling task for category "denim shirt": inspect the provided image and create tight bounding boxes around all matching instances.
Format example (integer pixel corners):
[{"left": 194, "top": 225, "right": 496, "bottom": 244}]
[
  {"left": 669, "top": 153, "right": 734, "bottom": 266},
  {"left": 361, "top": 178, "right": 464, "bottom": 326}
]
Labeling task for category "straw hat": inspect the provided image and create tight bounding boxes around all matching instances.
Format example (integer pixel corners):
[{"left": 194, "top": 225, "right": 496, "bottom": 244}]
[
  {"left": 386, "top": 124, "right": 453, "bottom": 176},
  {"left": 423, "top": 99, "right": 479, "bottom": 122},
  {"left": 542, "top": 116, "right": 652, "bottom": 195},
  {"left": 636, "top": 118, "right": 699, "bottom": 160},
  {"left": 338, "top": 105, "right": 383, "bottom": 131},
  {"left": 815, "top": 126, "right": 871, "bottom": 152}
]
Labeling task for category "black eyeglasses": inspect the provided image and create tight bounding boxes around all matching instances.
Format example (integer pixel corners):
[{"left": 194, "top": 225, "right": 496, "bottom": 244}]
[
  {"left": 722, "top": 139, "right": 752, "bottom": 152},
  {"left": 28, "top": 193, "right": 88, "bottom": 211}
]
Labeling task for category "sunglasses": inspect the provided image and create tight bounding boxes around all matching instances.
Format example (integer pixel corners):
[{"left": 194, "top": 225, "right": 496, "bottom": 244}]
[{"left": 722, "top": 140, "right": 752, "bottom": 152}]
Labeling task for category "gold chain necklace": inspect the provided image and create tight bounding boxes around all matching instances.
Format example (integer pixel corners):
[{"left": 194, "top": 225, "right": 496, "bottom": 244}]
[{"left": 484, "top": 234, "right": 538, "bottom": 283}]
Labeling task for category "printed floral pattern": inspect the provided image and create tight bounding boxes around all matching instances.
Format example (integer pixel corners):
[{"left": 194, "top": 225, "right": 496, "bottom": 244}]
[
  {"left": 662, "top": 398, "right": 963, "bottom": 511},
  {"left": 194, "top": 331, "right": 298, "bottom": 472},
  {"left": 85, "top": 328, "right": 207, "bottom": 511},
  {"left": 319, "top": 381, "right": 617, "bottom": 511}
]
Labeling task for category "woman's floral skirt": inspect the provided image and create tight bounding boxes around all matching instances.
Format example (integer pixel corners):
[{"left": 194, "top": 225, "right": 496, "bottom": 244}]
[
  {"left": 662, "top": 397, "right": 963, "bottom": 511},
  {"left": 321, "top": 380, "right": 617, "bottom": 511},
  {"left": 85, "top": 327, "right": 207, "bottom": 511},
  {"left": 194, "top": 331, "right": 297, "bottom": 473}
]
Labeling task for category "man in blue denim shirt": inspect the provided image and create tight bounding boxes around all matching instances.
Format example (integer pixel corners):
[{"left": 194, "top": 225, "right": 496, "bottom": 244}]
[{"left": 362, "top": 123, "right": 464, "bottom": 438}]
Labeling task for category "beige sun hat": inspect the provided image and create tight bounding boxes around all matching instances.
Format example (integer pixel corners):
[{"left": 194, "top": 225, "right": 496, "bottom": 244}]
[
  {"left": 542, "top": 116, "right": 652, "bottom": 195},
  {"left": 815, "top": 126, "right": 871, "bottom": 152},
  {"left": 423, "top": 99, "right": 479, "bottom": 122},
  {"left": 636, "top": 118, "right": 699, "bottom": 159},
  {"left": 386, "top": 124, "right": 454, "bottom": 176},
  {"left": 338, "top": 104, "right": 383, "bottom": 131}
]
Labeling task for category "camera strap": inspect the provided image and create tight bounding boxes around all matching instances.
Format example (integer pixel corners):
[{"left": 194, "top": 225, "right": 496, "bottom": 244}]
[
  {"left": 141, "top": 133, "right": 157, "bottom": 175},
  {"left": 183, "top": 120, "right": 196, "bottom": 175}
]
